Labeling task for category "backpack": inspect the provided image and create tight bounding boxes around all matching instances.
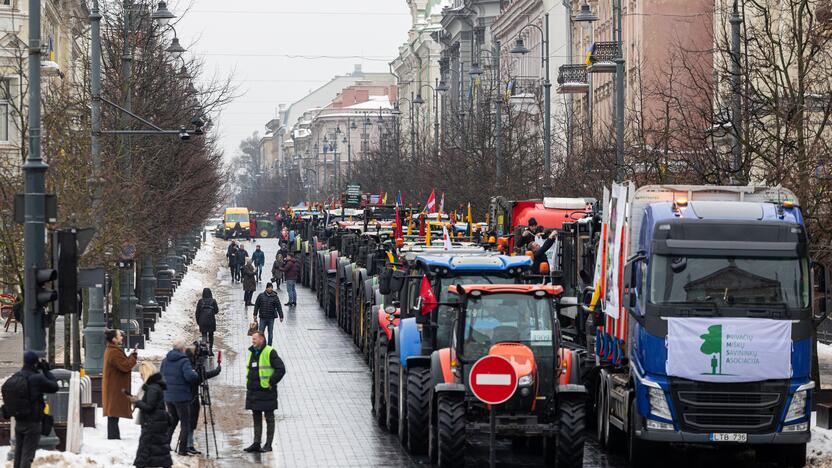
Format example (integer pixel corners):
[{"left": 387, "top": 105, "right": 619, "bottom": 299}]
[
  {"left": 2, "top": 371, "right": 33, "bottom": 419},
  {"left": 198, "top": 301, "right": 216, "bottom": 328}
]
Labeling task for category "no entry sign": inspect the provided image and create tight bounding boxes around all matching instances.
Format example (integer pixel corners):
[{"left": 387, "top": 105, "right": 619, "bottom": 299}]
[{"left": 469, "top": 355, "right": 518, "bottom": 405}]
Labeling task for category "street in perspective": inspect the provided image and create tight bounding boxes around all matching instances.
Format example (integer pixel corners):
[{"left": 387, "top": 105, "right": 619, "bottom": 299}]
[{"left": 1, "top": 0, "right": 832, "bottom": 467}]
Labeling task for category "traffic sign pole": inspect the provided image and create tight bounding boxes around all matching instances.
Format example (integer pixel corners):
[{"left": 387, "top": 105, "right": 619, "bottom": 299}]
[{"left": 469, "top": 355, "right": 518, "bottom": 468}]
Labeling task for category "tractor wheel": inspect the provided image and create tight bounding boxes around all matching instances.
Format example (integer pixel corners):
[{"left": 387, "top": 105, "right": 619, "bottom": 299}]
[
  {"left": 385, "top": 352, "right": 399, "bottom": 433},
  {"left": 555, "top": 397, "right": 586, "bottom": 468},
  {"left": 373, "top": 334, "right": 388, "bottom": 428},
  {"left": 258, "top": 229, "right": 269, "bottom": 238},
  {"left": 436, "top": 393, "right": 465, "bottom": 467},
  {"left": 428, "top": 396, "right": 438, "bottom": 464},
  {"left": 398, "top": 368, "right": 408, "bottom": 444},
  {"left": 596, "top": 379, "right": 608, "bottom": 449},
  {"left": 406, "top": 367, "right": 431, "bottom": 454}
]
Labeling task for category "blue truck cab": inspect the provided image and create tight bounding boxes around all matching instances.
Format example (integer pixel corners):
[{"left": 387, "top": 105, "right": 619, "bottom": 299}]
[{"left": 593, "top": 184, "right": 814, "bottom": 467}]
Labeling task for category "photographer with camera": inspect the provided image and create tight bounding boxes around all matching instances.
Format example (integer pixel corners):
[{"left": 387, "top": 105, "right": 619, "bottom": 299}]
[
  {"left": 160, "top": 340, "right": 200, "bottom": 456},
  {"left": 184, "top": 342, "right": 221, "bottom": 455},
  {"left": 195, "top": 288, "right": 219, "bottom": 354},
  {"left": 1, "top": 352, "right": 59, "bottom": 468}
]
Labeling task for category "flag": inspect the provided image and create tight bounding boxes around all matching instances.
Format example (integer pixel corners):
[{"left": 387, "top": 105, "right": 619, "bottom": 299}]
[
  {"left": 395, "top": 191, "right": 402, "bottom": 207},
  {"left": 382, "top": 192, "right": 388, "bottom": 204},
  {"left": 585, "top": 42, "right": 596, "bottom": 66},
  {"left": 439, "top": 193, "right": 445, "bottom": 214},
  {"left": 407, "top": 205, "right": 414, "bottom": 236},
  {"left": 467, "top": 203, "right": 473, "bottom": 240},
  {"left": 418, "top": 275, "right": 438, "bottom": 316},
  {"left": 394, "top": 205, "right": 403, "bottom": 239},
  {"left": 442, "top": 224, "right": 452, "bottom": 251},
  {"left": 425, "top": 189, "right": 436, "bottom": 213}
]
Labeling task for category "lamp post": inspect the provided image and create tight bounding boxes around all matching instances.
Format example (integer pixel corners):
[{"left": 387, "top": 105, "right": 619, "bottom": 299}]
[
  {"left": 613, "top": 0, "right": 625, "bottom": 182},
  {"left": 730, "top": 0, "right": 743, "bottom": 180},
  {"left": 414, "top": 81, "right": 443, "bottom": 156},
  {"left": 511, "top": 13, "right": 552, "bottom": 195},
  {"left": 573, "top": 0, "right": 598, "bottom": 142}
]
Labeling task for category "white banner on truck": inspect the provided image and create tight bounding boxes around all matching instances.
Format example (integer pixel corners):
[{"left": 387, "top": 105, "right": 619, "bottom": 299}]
[{"left": 666, "top": 317, "right": 792, "bottom": 383}]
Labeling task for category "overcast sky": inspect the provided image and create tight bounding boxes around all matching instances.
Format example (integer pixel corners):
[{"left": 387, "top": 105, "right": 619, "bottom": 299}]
[{"left": 174, "top": 0, "right": 411, "bottom": 160}]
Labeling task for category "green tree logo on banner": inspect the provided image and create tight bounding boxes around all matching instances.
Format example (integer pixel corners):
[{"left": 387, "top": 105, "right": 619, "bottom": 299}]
[{"left": 700, "top": 324, "right": 723, "bottom": 375}]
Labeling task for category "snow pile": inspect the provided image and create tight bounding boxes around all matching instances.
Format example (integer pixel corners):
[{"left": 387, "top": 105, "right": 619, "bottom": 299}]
[{"left": 142, "top": 237, "right": 219, "bottom": 360}]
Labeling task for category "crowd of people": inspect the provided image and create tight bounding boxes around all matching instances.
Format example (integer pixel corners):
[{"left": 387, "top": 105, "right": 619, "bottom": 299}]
[{"left": 2, "top": 237, "right": 294, "bottom": 468}]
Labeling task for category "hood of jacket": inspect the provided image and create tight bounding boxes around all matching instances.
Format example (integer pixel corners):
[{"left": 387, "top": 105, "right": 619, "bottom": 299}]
[
  {"left": 202, "top": 288, "right": 213, "bottom": 299},
  {"left": 143, "top": 372, "right": 167, "bottom": 390},
  {"left": 164, "top": 349, "right": 189, "bottom": 364}
]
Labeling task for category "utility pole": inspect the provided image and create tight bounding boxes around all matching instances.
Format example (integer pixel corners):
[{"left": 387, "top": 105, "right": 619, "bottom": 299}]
[
  {"left": 542, "top": 13, "right": 552, "bottom": 195},
  {"left": 433, "top": 79, "right": 439, "bottom": 156},
  {"left": 494, "top": 40, "right": 502, "bottom": 187},
  {"left": 613, "top": 0, "right": 625, "bottom": 182},
  {"left": 410, "top": 91, "right": 416, "bottom": 159},
  {"left": 563, "top": 0, "right": 574, "bottom": 168},
  {"left": 730, "top": 0, "right": 743, "bottom": 180},
  {"left": 23, "top": 0, "right": 46, "bottom": 354},
  {"left": 346, "top": 117, "right": 352, "bottom": 181}
]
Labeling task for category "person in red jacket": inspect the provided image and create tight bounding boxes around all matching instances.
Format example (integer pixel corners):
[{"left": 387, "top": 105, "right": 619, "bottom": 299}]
[{"left": 249, "top": 217, "right": 257, "bottom": 240}]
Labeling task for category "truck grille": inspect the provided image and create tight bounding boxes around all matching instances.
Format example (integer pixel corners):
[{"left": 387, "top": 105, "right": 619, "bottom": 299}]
[{"left": 669, "top": 379, "right": 787, "bottom": 434}]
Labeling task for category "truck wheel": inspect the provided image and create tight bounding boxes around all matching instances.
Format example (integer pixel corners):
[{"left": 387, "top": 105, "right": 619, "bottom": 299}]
[
  {"left": 556, "top": 397, "right": 586, "bottom": 468},
  {"left": 373, "top": 334, "right": 388, "bottom": 428},
  {"left": 627, "top": 399, "right": 654, "bottom": 467},
  {"left": 386, "top": 352, "right": 399, "bottom": 433},
  {"left": 437, "top": 394, "right": 465, "bottom": 467},
  {"left": 406, "top": 367, "right": 431, "bottom": 454}
]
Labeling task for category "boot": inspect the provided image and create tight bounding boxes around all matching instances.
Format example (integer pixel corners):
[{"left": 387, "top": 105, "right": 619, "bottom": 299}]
[
  {"left": 245, "top": 412, "right": 262, "bottom": 452},
  {"left": 261, "top": 414, "right": 275, "bottom": 452}
]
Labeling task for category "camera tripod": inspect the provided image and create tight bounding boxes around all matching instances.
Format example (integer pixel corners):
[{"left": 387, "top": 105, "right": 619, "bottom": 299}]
[{"left": 196, "top": 362, "right": 220, "bottom": 459}]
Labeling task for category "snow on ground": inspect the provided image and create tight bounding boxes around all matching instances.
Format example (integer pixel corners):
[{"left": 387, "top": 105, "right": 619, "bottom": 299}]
[{"left": 142, "top": 235, "right": 219, "bottom": 360}]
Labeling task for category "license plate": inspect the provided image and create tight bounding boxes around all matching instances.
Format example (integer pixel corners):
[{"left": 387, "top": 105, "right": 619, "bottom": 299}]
[{"left": 710, "top": 433, "right": 747, "bottom": 443}]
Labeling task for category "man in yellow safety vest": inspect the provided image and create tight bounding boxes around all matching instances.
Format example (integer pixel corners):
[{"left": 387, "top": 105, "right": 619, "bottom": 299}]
[{"left": 243, "top": 331, "right": 286, "bottom": 453}]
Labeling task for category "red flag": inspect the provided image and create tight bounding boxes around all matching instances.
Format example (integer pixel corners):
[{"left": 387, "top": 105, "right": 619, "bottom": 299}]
[
  {"left": 425, "top": 189, "right": 436, "bottom": 213},
  {"left": 394, "top": 206, "right": 403, "bottom": 239},
  {"left": 419, "top": 213, "right": 426, "bottom": 236},
  {"left": 418, "top": 275, "right": 437, "bottom": 316}
]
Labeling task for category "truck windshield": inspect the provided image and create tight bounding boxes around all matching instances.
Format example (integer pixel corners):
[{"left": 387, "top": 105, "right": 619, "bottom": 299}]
[
  {"left": 225, "top": 213, "right": 248, "bottom": 223},
  {"left": 649, "top": 255, "right": 810, "bottom": 309},
  {"left": 461, "top": 293, "right": 554, "bottom": 360}
]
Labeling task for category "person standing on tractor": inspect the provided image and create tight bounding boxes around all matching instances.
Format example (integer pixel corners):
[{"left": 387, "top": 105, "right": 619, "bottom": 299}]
[
  {"left": 516, "top": 217, "right": 540, "bottom": 251},
  {"left": 3, "top": 351, "right": 59, "bottom": 468},
  {"left": 253, "top": 283, "right": 283, "bottom": 346},
  {"left": 279, "top": 253, "right": 299, "bottom": 307},
  {"left": 529, "top": 230, "right": 558, "bottom": 275},
  {"left": 243, "top": 331, "right": 286, "bottom": 453},
  {"left": 252, "top": 245, "right": 266, "bottom": 282}
]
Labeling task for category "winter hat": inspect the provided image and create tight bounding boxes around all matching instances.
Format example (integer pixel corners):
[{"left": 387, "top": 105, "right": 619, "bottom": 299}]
[
  {"left": 528, "top": 218, "right": 538, "bottom": 227},
  {"left": 266, "top": 282, "right": 273, "bottom": 289},
  {"left": 23, "top": 351, "right": 39, "bottom": 367}
]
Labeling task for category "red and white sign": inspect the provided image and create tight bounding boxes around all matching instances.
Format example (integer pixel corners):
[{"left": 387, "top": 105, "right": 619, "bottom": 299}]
[{"left": 469, "top": 355, "right": 518, "bottom": 405}]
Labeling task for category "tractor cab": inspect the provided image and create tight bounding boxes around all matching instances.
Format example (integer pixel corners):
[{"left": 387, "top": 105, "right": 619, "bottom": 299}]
[{"left": 428, "top": 284, "right": 587, "bottom": 468}]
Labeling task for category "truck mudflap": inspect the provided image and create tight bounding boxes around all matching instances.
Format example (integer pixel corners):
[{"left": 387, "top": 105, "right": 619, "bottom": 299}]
[
  {"left": 434, "top": 383, "right": 465, "bottom": 393},
  {"left": 377, "top": 306, "right": 400, "bottom": 342},
  {"left": 398, "top": 317, "right": 421, "bottom": 370},
  {"left": 431, "top": 349, "right": 455, "bottom": 385}
]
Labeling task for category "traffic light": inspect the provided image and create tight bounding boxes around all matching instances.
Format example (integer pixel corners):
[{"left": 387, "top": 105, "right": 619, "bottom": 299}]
[
  {"left": 53, "top": 230, "right": 79, "bottom": 316},
  {"left": 30, "top": 267, "right": 57, "bottom": 308}
]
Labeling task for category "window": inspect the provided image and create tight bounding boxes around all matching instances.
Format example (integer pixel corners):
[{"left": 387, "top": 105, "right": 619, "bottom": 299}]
[{"left": 0, "top": 79, "right": 11, "bottom": 142}]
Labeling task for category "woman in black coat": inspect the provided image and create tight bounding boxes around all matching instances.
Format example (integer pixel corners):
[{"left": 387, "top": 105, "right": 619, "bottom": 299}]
[
  {"left": 132, "top": 362, "right": 172, "bottom": 468},
  {"left": 195, "top": 288, "right": 219, "bottom": 353},
  {"left": 241, "top": 259, "right": 257, "bottom": 308}
]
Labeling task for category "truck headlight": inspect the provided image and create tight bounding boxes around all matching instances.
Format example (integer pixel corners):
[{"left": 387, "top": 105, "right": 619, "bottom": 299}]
[
  {"left": 518, "top": 374, "right": 534, "bottom": 387},
  {"left": 785, "top": 390, "right": 808, "bottom": 422},
  {"left": 648, "top": 387, "right": 671, "bottom": 420}
]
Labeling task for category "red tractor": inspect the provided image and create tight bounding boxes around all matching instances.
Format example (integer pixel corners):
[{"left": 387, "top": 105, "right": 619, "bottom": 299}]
[{"left": 427, "top": 284, "right": 586, "bottom": 467}]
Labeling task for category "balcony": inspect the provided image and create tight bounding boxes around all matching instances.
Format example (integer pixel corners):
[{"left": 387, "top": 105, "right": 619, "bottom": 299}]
[
  {"left": 556, "top": 64, "right": 589, "bottom": 94},
  {"left": 587, "top": 41, "right": 620, "bottom": 74}
]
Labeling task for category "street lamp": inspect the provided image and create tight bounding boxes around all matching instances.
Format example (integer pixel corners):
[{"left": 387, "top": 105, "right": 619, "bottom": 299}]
[
  {"left": 511, "top": 13, "right": 552, "bottom": 195},
  {"left": 573, "top": 0, "right": 598, "bottom": 23},
  {"left": 151, "top": 1, "right": 175, "bottom": 25},
  {"left": 166, "top": 36, "right": 186, "bottom": 59},
  {"left": 414, "top": 82, "right": 441, "bottom": 156}
]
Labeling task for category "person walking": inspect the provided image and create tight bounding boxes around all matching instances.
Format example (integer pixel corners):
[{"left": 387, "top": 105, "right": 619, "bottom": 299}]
[
  {"left": 280, "top": 253, "right": 300, "bottom": 307},
  {"left": 242, "top": 259, "right": 257, "bottom": 308},
  {"left": 252, "top": 245, "right": 266, "bottom": 282},
  {"left": 2, "top": 352, "right": 59, "bottom": 468},
  {"left": 195, "top": 288, "right": 219, "bottom": 354},
  {"left": 236, "top": 244, "right": 249, "bottom": 283},
  {"left": 103, "top": 329, "right": 138, "bottom": 440},
  {"left": 243, "top": 331, "right": 286, "bottom": 453},
  {"left": 270, "top": 251, "right": 284, "bottom": 290},
  {"left": 131, "top": 361, "right": 172, "bottom": 468},
  {"left": 253, "top": 283, "right": 283, "bottom": 346},
  {"left": 184, "top": 346, "right": 221, "bottom": 455},
  {"left": 160, "top": 340, "right": 200, "bottom": 456},
  {"left": 227, "top": 242, "right": 239, "bottom": 284}
]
